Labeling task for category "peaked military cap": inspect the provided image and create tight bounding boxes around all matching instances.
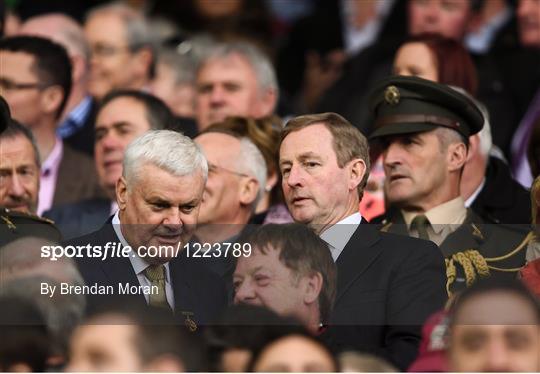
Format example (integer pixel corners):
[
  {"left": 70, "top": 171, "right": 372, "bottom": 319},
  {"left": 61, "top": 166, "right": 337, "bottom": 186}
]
[
  {"left": 369, "top": 76, "right": 484, "bottom": 140},
  {"left": 0, "top": 207, "right": 62, "bottom": 247}
]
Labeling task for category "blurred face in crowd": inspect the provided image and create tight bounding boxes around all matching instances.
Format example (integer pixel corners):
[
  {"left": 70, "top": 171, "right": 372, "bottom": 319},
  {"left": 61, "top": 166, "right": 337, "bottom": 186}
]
[
  {"left": 393, "top": 42, "right": 438, "bottom": 81},
  {"left": 408, "top": 0, "right": 471, "bottom": 40},
  {"left": 85, "top": 13, "right": 150, "bottom": 99},
  {"left": 0, "top": 51, "right": 47, "bottom": 127},
  {"left": 0, "top": 134, "right": 39, "bottom": 213},
  {"left": 233, "top": 245, "right": 319, "bottom": 326},
  {"left": 518, "top": 0, "right": 540, "bottom": 47},
  {"left": 195, "top": 0, "right": 243, "bottom": 19},
  {"left": 94, "top": 97, "right": 152, "bottom": 198},
  {"left": 195, "top": 132, "right": 248, "bottom": 225},
  {"left": 117, "top": 163, "right": 204, "bottom": 263},
  {"left": 280, "top": 124, "right": 362, "bottom": 231},
  {"left": 67, "top": 315, "right": 142, "bottom": 371},
  {"left": 382, "top": 130, "right": 461, "bottom": 210},
  {"left": 195, "top": 53, "right": 275, "bottom": 130},
  {"left": 151, "top": 62, "right": 196, "bottom": 118},
  {"left": 252, "top": 335, "right": 337, "bottom": 372},
  {"left": 448, "top": 290, "right": 540, "bottom": 372}
]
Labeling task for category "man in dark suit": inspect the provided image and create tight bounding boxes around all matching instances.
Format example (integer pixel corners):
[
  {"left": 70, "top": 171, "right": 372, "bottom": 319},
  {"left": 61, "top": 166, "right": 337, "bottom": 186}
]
[
  {"left": 0, "top": 36, "right": 102, "bottom": 216},
  {"left": 278, "top": 112, "right": 447, "bottom": 370},
  {"left": 67, "top": 130, "right": 227, "bottom": 326},
  {"left": 44, "top": 90, "right": 174, "bottom": 239}
]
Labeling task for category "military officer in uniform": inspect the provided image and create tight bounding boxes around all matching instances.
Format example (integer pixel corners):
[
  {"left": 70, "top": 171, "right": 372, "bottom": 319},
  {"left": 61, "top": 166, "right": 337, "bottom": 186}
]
[
  {"left": 0, "top": 96, "right": 62, "bottom": 247},
  {"left": 370, "top": 76, "right": 532, "bottom": 295}
]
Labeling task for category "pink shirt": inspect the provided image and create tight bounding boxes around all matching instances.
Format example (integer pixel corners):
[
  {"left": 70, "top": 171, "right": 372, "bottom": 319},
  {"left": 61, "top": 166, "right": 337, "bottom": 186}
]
[{"left": 37, "top": 138, "right": 63, "bottom": 216}]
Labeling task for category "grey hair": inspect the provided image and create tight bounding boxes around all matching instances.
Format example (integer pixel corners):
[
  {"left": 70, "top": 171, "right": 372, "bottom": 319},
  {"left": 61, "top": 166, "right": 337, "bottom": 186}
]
[
  {"left": 449, "top": 85, "right": 492, "bottom": 157},
  {"left": 237, "top": 137, "right": 267, "bottom": 209},
  {"left": 156, "top": 46, "right": 197, "bottom": 85},
  {"left": 0, "top": 237, "right": 86, "bottom": 357},
  {"left": 1, "top": 276, "right": 86, "bottom": 357},
  {"left": 123, "top": 130, "right": 208, "bottom": 186},
  {"left": 86, "top": 2, "right": 153, "bottom": 51},
  {"left": 198, "top": 41, "right": 279, "bottom": 98}
]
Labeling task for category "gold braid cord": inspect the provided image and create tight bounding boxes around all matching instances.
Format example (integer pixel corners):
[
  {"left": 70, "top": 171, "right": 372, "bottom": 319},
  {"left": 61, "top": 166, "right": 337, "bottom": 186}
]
[{"left": 443, "top": 232, "right": 533, "bottom": 296}]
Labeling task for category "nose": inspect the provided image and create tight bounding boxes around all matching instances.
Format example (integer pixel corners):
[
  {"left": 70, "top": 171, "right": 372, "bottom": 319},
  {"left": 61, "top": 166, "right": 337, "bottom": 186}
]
[
  {"left": 234, "top": 280, "right": 256, "bottom": 303},
  {"left": 517, "top": 0, "right": 532, "bottom": 18},
  {"left": 424, "top": 0, "right": 440, "bottom": 22},
  {"left": 209, "top": 86, "right": 225, "bottom": 105},
  {"left": 7, "top": 173, "right": 26, "bottom": 197},
  {"left": 285, "top": 163, "right": 304, "bottom": 188},
  {"left": 98, "top": 132, "right": 120, "bottom": 152},
  {"left": 483, "top": 338, "right": 511, "bottom": 372},
  {"left": 382, "top": 141, "right": 403, "bottom": 169},
  {"left": 163, "top": 209, "right": 184, "bottom": 228}
]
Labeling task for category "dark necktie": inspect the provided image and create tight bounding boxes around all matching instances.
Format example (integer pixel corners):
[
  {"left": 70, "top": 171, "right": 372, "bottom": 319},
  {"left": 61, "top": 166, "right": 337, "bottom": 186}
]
[{"left": 411, "top": 214, "right": 431, "bottom": 241}]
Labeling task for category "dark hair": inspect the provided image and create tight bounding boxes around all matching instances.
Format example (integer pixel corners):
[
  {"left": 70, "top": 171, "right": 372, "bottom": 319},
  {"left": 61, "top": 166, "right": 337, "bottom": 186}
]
[
  {"left": 0, "top": 119, "right": 41, "bottom": 168},
  {"left": 404, "top": 33, "right": 478, "bottom": 96},
  {"left": 0, "top": 296, "right": 50, "bottom": 372},
  {"left": 240, "top": 223, "right": 337, "bottom": 324},
  {"left": 98, "top": 89, "right": 175, "bottom": 130},
  {"left": 528, "top": 116, "right": 540, "bottom": 180},
  {"left": 205, "top": 304, "right": 308, "bottom": 371},
  {"left": 247, "top": 332, "right": 339, "bottom": 372},
  {"left": 280, "top": 112, "right": 370, "bottom": 200},
  {"left": 86, "top": 302, "right": 207, "bottom": 371},
  {"left": 0, "top": 36, "right": 72, "bottom": 119},
  {"left": 448, "top": 279, "right": 540, "bottom": 326}
]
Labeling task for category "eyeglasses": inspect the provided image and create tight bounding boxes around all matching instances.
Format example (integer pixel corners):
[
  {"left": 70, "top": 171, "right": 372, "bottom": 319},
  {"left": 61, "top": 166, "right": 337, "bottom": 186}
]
[
  {"left": 0, "top": 77, "right": 50, "bottom": 91},
  {"left": 208, "top": 162, "right": 250, "bottom": 178},
  {"left": 90, "top": 43, "right": 133, "bottom": 58}
]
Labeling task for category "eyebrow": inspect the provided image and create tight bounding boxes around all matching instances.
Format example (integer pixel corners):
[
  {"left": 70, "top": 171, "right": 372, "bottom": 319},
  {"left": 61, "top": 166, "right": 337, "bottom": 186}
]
[{"left": 280, "top": 152, "right": 323, "bottom": 166}]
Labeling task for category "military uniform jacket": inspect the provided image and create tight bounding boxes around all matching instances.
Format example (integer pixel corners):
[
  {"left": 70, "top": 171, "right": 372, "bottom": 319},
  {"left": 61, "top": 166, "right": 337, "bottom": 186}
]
[{"left": 376, "top": 208, "right": 532, "bottom": 294}]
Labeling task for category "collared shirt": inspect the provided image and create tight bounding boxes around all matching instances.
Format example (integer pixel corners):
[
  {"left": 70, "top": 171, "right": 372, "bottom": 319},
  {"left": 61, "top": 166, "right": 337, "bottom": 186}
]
[
  {"left": 57, "top": 96, "right": 92, "bottom": 139},
  {"left": 465, "top": 6, "right": 512, "bottom": 54},
  {"left": 110, "top": 201, "right": 118, "bottom": 216},
  {"left": 340, "top": 0, "right": 395, "bottom": 56},
  {"left": 37, "top": 138, "right": 63, "bottom": 216},
  {"left": 112, "top": 211, "right": 175, "bottom": 308},
  {"left": 403, "top": 197, "right": 467, "bottom": 246},
  {"left": 320, "top": 212, "right": 362, "bottom": 261},
  {"left": 465, "top": 178, "right": 486, "bottom": 207}
]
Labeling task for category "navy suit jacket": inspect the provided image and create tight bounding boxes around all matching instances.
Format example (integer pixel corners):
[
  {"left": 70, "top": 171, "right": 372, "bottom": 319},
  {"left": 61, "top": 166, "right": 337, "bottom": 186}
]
[
  {"left": 44, "top": 198, "right": 111, "bottom": 240},
  {"left": 324, "top": 224, "right": 447, "bottom": 371},
  {"left": 66, "top": 222, "right": 228, "bottom": 326}
]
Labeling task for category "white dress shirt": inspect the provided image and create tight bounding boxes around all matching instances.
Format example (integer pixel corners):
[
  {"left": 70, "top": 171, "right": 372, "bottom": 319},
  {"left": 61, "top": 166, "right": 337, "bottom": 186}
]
[
  {"left": 320, "top": 212, "right": 362, "bottom": 261},
  {"left": 112, "top": 211, "right": 175, "bottom": 308}
]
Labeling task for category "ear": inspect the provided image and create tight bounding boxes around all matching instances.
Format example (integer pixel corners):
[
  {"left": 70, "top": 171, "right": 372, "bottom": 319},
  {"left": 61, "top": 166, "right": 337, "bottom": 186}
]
[
  {"left": 447, "top": 142, "right": 468, "bottom": 172},
  {"left": 348, "top": 158, "right": 366, "bottom": 192},
  {"left": 265, "top": 170, "right": 279, "bottom": 191},
  {"left": 132, "top": 47, "right": 153, "bottom": 78},
  {"left": 70, "top": 55, "right": 87, "bottom": 84},
  {"left": 252, "top": 88, "right": 278, "bottom": 117},
  {"left": 239, "top": 177, "right": 259, "bottom": 206},
  {"left": 303, "top": 272, "right": 323, "bottom": 305},
  {"left": 465, "top": 134, "right": 479, "bottom": 163},
  {"left": 40, "top": 85, "right": 64, "bottom": 117},
  {"left": 116, "top": 176, "right": 128, "bottom": 211}
]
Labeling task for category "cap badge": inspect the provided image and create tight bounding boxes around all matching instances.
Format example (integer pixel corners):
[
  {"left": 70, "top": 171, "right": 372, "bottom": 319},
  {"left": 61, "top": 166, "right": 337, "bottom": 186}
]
[{"left": 384, "top": 85, "right": 400, "bottom": 106}]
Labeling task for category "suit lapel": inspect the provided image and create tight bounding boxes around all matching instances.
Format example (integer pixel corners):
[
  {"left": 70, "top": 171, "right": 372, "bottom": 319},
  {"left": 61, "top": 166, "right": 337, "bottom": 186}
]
[
  {"left": 95, "top": 224, "right": 146, "bottom": 306},
  {"left": 335, "top": 225, "right": 383, "bottom": 303},
  {"left": 169, "top": 255, "right": 201, "bottom": 315}
]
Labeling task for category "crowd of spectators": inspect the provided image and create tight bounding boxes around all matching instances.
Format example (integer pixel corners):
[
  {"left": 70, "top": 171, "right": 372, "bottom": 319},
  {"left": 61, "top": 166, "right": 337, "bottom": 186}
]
[{"left": 0, "top": 0, "right": 539, "bottom": 372}]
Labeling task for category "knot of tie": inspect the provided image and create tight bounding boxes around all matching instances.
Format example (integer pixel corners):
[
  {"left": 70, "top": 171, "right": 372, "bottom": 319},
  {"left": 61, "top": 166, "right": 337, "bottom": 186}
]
[
  {"left": 144, "top": 264, "right": 169, "bottom": 309},
  {"left": 411, "top": 214, "right": 431, "bottom": 241},
  {"left": 144, "top": 264, "right": 165, "bottom": 281}
]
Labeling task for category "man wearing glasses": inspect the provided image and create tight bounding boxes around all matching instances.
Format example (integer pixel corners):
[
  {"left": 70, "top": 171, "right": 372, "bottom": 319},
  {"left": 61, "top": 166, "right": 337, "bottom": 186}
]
[
  {"left": 0, "top": 36, "right": 102, "bottom": 216},
  {"left": 84, "top": 3, "right": 154, "bottom": 101},
  {"left": 194, "top": 128, "right": 266, "bottom": 282}
]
